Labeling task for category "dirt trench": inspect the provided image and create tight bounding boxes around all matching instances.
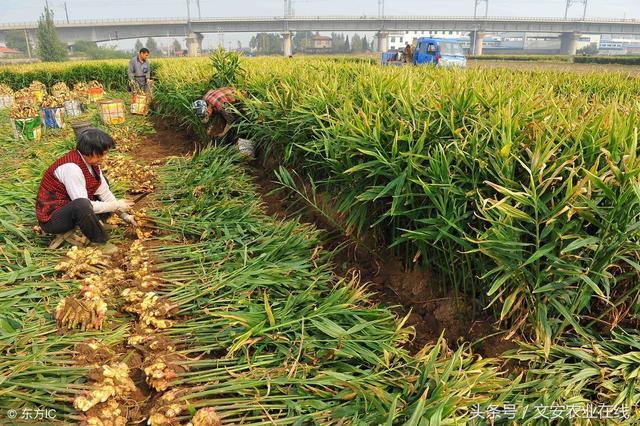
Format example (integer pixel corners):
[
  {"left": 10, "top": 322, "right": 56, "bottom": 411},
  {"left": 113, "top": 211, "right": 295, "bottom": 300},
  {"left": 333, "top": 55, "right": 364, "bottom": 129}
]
[
  {"left": 62, "top": 116, "right": 514, "bottom": 425},
  {"left": 127, "top": 117, "right": 517, "bottom": 359},
  {"left": 58, "top": 118, "right": 197, "bottom": 425},
  {"left": 250, "top": 156, "right": 515, "bottom": 358}
]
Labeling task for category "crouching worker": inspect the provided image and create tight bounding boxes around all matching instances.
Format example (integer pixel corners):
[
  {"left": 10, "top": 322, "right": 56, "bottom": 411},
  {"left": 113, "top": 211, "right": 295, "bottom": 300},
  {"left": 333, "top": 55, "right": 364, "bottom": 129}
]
[
  {"left": 192, "top": 87, "right": 255, "bottom": 158},
  {"left": 35, "top": 128, "right": 136, "bottom": 255}
]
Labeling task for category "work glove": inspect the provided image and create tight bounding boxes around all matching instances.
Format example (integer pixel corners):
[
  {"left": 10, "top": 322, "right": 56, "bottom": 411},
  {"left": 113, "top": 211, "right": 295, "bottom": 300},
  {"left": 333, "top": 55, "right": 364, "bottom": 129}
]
[
  {"left": 102, "top": 199, "right": 133, "bottom": 213},
  {"left": 114, "top": 199, "right": 134, "bottom": 212},
  {"left": 120, "top": 213, "right": 138, "bottom": 227}
]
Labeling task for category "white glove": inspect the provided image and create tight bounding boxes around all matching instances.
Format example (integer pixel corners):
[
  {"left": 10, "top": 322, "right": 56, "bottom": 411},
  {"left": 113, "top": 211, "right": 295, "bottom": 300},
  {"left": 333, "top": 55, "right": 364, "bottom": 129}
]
[
  {"left": 121, "top": 213, "right": 138, "bottom": 227},
  {"left": 102, "top": 199, "right": 133, "bottom": 213}
]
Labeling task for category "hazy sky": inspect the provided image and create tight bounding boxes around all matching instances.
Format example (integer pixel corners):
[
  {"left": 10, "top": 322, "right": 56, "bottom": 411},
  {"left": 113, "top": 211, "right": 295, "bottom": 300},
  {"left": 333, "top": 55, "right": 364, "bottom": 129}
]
[
  {"left": 2, "top": 0, "right": 639, "bottom": 22},
  {"left": 2, "top": 0, "right": 639, "bottom": 49}
]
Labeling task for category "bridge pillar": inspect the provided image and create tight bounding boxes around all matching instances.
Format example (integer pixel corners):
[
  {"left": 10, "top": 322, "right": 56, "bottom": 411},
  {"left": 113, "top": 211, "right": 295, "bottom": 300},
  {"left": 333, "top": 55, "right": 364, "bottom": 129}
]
[
  {"left": 471, "top": 30, "right": 484, "bottom": 56},
  {"left": 560, "top": 32, "right": 578, "bottom": 55},
  {"left": 376, "top": 32, "right": 389, "bottom": 52},
  {"left": 282, "top": 32, "right": 293, "bottom": 57},
  {"left": 187, "top": 31, "right": 202, "bottom": 57}
]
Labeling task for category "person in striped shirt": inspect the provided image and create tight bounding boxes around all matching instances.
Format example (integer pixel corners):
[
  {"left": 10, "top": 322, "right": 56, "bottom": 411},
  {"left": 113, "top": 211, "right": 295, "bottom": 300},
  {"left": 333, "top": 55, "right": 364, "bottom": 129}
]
[
  {"left": 192, "top": 87, "right": 256, "bottom": 158},
  {"left": 192, "top": 87, "right": 239, "bottom": 141}
]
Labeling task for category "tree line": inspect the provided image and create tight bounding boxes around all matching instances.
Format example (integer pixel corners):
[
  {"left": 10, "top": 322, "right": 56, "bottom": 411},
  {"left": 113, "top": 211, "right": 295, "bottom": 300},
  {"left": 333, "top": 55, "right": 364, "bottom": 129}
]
[
  {"left": 3, "top": 6, "right": 371, "bottom": 61},
  {"left": 249, "top": 31, "right": 374, "bottom": 55},
  {"left": 3, "top": 5, "right": 183, "bottom": 62}
]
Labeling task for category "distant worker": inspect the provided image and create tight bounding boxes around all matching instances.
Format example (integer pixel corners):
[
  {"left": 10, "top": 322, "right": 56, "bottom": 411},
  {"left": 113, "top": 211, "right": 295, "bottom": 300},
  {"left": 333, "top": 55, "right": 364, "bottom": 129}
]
[
  {"left": 36, "top": 129, "right": 137, "bottom": 255},
  {"left": 128, "top": 48, "right": 151, "bottom": 92},
  {"left": 404, "top": 43, "right": 413, "bottom": 63}
]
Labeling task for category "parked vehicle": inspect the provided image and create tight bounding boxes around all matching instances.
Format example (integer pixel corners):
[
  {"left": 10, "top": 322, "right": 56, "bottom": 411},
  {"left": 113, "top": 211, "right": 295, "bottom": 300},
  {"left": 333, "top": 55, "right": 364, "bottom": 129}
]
[
  {"left": 413, "top": 38, "right": 466, "bottom": 67},
  {"left": 381, "top": 50, "right": 404, "bottom": 66}
]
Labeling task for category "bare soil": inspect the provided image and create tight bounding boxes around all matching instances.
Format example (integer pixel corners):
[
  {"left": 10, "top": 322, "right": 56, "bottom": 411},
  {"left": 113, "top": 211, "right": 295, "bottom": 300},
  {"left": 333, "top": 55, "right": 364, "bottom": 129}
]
[{"left": 139, "top": 118, "right": 197, "bottom": 165}]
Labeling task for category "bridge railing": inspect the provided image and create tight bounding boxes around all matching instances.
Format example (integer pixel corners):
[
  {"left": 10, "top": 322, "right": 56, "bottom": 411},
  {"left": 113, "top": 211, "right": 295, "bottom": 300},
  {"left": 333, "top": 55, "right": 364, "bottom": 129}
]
[{"left": 1, "top": 15, "right": 638, "bottom": 29}]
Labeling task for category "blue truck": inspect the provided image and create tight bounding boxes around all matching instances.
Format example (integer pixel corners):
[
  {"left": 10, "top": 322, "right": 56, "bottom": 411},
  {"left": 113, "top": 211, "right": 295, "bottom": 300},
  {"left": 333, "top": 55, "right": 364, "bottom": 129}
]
[
  {"left": 413, "top": 37, "right": 466, "bottom": 67},
  {"left": 381, "top": 50, "right": 404, "bottom": 66},
  {"left": 382, "top": 37, "right": 466, "bottom": 67}
]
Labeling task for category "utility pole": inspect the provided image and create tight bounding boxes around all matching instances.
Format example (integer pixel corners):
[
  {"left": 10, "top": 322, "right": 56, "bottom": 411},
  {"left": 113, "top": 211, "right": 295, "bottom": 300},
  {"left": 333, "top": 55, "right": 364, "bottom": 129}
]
[
  {"left": 378, "top": 0, "right": 385, "bottom": 18},
  {"left": 284, "top": 0, "right": 293, "bottom": 17},
  {"left": 565, "top": 0, "right": 588, "bottom": 20},
  {"left": 64, "top": 2, "right": 69, "bottom": 23},
  {"left": 474, "top": 0, "right": 488, "bottom": 18},
  {"left": 218, "top": 28, "right": 224, "bottom": 48},
  {"left": 24, "top": 29, "right": 32, "bottom": 59},
  {"left": 186, "top": 0, "right": 192, "bottom": 32},
  {"left": 196, "top": 0, "right": 201, "bottom": 18}
]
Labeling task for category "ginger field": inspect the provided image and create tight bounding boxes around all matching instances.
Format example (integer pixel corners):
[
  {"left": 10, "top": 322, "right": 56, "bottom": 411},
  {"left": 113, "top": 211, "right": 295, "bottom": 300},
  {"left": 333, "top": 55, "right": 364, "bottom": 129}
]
[{"left": 0, "top": 55, "right": 640, "bottom": 425}]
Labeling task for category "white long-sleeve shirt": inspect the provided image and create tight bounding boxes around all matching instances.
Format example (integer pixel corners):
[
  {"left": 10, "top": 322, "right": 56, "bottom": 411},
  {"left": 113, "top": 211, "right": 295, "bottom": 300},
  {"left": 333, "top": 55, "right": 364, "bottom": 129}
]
[{"left": 53, "top": 162, "right": 118, "bottom": 214}]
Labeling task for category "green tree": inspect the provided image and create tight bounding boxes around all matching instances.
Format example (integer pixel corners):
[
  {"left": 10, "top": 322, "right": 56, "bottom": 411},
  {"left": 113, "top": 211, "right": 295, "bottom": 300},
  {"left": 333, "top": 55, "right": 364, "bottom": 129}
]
[
  {"left": 145, "top": 37, "right": 162, "bottom": 56},
  {"left": 73, "top": 40, "right": 98, "bottom": 53},
  {"left": 134, "top": 39, "right": 144, "bottom": 54},
  {"left": 577, "top": 42, "right": 598, "bottom": 55},
  {"left": 72, "top": 40, "right": 129, "bottom": 59},
  {"left": 330, "top": 33, "right": 349, "bottom": 54},
  {"left": 4, "top": 30, "right": 29, "bottom": 54},
  {"left": 172, "top": 39, "right": 182, "bottom": 54},
  {"left": 249, "top": 33, "right": 282, "bottom": 55},
  {"left": 36, "top": 6, "right": 68, "bottom": 62},
  {"left": 352, "top": 34, "right": 362, "bottom": 53},
  {"left": 362, "top": 35, "right": 369, "bottom": 52},
  {"left": 293, "top": 31, "right": 314, "bottom": 52},
  {"left": 344, "top": 35, "right": 350, "bottom": 53}
]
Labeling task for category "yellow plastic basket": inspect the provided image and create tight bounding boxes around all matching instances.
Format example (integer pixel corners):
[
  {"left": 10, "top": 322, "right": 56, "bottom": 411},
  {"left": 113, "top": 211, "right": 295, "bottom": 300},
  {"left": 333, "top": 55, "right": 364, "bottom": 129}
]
[
  {"left": 88, "top": 87, "right": 105, "bottom": 103},
  {"left": 130, "top": 93, "right": 150, "bottom": 115},
  {"left": 98, "top": 99, "right": 126, "bottom": 125}
]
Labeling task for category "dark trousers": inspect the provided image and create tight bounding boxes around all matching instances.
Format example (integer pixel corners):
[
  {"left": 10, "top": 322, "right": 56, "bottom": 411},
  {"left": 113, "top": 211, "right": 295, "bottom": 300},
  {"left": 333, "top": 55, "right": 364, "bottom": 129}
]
[
  {"left": 40, "top": 198, "right": 110, "bottom": 243},
  {"left": 218, "top": 109, "right": 239, "bottom": 145}
]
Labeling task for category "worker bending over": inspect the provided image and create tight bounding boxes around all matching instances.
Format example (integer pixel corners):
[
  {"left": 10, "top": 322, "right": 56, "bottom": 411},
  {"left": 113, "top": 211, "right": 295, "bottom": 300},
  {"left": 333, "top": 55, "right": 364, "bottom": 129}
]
[
  {"left": 36, "top": 128, "right": 136, "bottom": 254},
  {"left": 192, "top": 87, "right": 238, "bottom": 137},
  {"left": 192, "top": 87, "right": 256, "bottom": 158}
]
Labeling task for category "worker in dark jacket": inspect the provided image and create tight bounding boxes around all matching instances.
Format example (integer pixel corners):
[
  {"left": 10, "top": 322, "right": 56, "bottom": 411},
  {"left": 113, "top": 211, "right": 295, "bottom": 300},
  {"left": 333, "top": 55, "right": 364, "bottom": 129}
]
[
  {"left": 128, "top": 48, "right": 151, "bottom": 92},
  {"left": 404, "top": 43, "right": 413, "bottom": 63},
  {"left": 36, "top": 129, "right": 136, "bottom": 254}
]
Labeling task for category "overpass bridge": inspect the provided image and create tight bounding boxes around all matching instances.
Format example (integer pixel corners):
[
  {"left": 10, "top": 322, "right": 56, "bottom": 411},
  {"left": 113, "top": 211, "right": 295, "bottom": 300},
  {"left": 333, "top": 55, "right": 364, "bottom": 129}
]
[{"left": 2, "top": 15, "right": 640, "bottom": 56}]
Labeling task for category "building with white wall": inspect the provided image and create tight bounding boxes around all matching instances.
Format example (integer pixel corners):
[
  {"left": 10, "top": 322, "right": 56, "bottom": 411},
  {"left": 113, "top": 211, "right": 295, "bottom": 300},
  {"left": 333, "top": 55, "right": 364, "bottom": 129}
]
[
  {"left": 598, "top": 36, "right": 640, "bottom": 52},
  {"left": 387, "top": 31, "right": 605, "bottom": 53},
  {"left": 388, "top": 30, "right": 468, "bottom": 50}
]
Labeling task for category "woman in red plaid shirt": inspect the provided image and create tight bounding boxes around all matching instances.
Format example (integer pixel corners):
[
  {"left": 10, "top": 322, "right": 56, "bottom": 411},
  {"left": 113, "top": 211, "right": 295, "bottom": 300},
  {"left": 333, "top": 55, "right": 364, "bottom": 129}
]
[
  {"left": 192, "top": 87, "right": 255, "bottom": 158},
  {"left": 192, "top": 87, "right": 238, "bottom": 139}
]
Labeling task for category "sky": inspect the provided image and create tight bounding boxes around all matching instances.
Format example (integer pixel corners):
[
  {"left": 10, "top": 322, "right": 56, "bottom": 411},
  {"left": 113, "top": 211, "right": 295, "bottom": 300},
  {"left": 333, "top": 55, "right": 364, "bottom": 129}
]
[{"left": 1, "top": 0, "right": 639, "bottom": 49}]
